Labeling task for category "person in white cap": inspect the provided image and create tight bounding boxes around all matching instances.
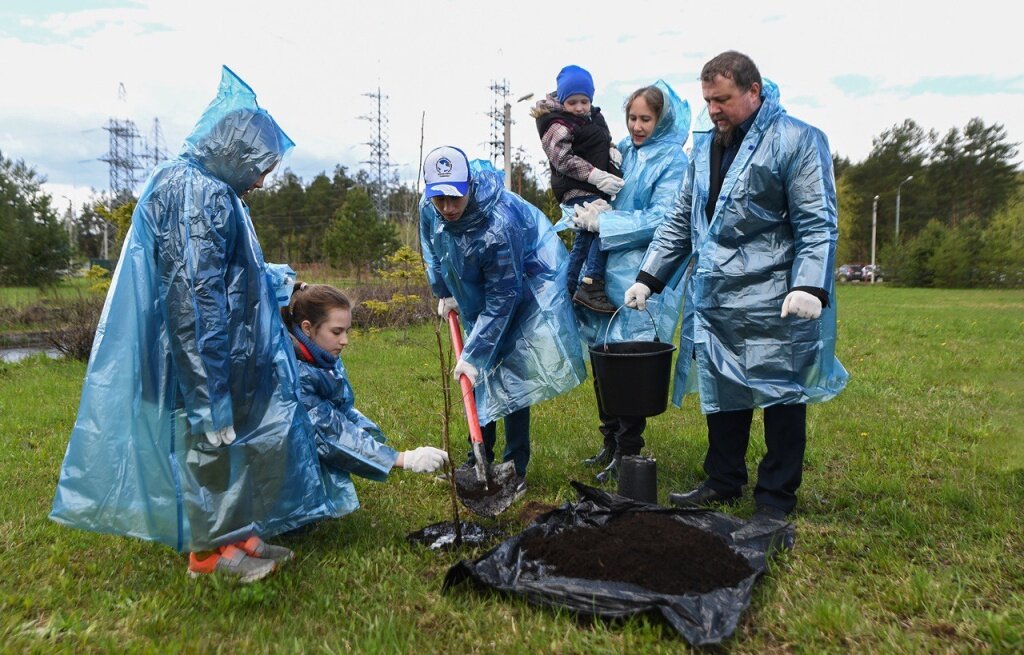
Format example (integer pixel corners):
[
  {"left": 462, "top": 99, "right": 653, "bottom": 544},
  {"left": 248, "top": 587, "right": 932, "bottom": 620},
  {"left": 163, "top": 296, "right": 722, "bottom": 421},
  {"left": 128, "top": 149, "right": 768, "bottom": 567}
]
[{"left": 419, "top": 146, "right": 586, "bottom": 489}]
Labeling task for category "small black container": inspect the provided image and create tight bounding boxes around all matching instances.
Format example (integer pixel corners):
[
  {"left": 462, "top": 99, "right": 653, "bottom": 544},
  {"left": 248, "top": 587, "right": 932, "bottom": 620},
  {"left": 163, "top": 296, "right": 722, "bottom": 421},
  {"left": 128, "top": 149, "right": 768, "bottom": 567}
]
[{"left": 617, "top": 455, "right": 658, "bottom": 504}]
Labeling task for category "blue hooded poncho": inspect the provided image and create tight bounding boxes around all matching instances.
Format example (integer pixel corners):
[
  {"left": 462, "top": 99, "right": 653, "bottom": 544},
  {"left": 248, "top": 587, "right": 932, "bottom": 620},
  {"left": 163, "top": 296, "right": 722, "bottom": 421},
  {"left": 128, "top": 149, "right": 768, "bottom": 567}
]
[
  {"left": 293, "top": 333, "right": 398, "bottom": 517},
  {"left": 639, "top": 80, "right": 848, "bottom": 413},
  {"left": 50, "top": 67, "right": 336, "bottom": 552},
  {"left": 560, "top": 79, "right": 691, "bottom": 347},
  {"left": 419, "top": 162, "right": 587, "bottom": 425}
]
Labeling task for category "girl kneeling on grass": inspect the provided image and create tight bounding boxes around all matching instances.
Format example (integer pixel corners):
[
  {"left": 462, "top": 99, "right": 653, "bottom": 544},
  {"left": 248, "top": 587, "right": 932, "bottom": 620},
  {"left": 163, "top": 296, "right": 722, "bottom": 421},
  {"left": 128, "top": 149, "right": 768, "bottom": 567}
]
[{"left": 285, "top": 283, "right": 449, "bottom": 512}]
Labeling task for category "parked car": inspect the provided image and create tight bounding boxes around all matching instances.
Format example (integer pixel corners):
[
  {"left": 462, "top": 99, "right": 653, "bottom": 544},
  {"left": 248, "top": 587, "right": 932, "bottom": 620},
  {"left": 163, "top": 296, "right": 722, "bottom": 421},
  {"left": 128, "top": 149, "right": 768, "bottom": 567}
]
[
  {"left": 862, "top": 264, "right": 883, "bottom": 282},
  {"left": 836, "top": 263, "right": 866, "bottom": 282}
]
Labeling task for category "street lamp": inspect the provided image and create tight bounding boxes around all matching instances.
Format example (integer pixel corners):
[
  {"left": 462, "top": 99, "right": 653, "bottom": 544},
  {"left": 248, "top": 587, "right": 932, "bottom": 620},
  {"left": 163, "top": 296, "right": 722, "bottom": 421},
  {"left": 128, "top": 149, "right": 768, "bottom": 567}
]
[
  {"left": 870, "top": 194, "right": 879, "bottom": 284},
  {"left": 895, "top": 175, "right": 913, "bottom": 242}
]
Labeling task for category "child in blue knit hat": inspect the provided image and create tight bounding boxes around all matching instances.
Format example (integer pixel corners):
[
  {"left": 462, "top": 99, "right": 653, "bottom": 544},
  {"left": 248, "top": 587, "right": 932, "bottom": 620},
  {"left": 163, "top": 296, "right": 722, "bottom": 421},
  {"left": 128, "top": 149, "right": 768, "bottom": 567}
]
[{"left": 531, "top": 64, "right": 624, "bottom": 314}]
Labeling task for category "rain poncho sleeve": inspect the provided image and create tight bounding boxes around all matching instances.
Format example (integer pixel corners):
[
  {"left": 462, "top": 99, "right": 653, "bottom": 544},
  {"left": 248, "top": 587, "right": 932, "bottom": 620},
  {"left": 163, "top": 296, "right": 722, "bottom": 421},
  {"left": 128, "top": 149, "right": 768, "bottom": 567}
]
[
  {"left": 50, "top": 67, "right": 337, "bottom": 552},
  {"left": 638, "top": 158, "right": 696, "bottom": 288},
  {"left": 598, "top": 154, "right": 689, "bottom": 253},
  {"left": 296, "top": 359, "right": 397, "bottom": 482},
  {"left": 161, "top": 184, "right": 236, "bottom": 434},
  {"left": 419, "top": 215, "right": 452, "bottom": 299}
]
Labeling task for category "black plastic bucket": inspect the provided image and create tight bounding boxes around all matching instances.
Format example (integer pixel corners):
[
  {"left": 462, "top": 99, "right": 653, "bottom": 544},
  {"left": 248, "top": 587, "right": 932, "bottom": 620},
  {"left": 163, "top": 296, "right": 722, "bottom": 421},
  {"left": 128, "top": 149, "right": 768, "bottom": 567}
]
[
  {"left": 617, "top": 455, "right": 658, "bottom": 503},
  {"left": 589, "top": 308, "right": 676, "bottom": 417}
]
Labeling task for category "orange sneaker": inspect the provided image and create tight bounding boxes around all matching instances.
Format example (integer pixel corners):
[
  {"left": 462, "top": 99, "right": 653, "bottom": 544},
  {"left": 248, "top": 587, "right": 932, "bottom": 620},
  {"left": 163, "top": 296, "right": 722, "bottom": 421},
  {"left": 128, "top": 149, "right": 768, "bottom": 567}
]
[
  {"left": 188, "top": 545, "right": 275, "bottom": 583},
  {"left": 235, "top": 536, "right": 294, "bottom": 564}
]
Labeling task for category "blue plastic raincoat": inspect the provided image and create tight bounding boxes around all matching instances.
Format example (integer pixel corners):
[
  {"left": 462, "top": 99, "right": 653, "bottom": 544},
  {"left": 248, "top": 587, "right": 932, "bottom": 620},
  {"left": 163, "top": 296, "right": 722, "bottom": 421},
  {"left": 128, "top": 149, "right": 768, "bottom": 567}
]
[
  {"left": 560, "top": 80, "right": 690, "bottom": 347},
  {"left": 295, "top": 350, "right": 397, "bottom": 517},
  {"left": 50, "top": 67, "right": 335, "bottom": 552},
  {"left": 419, "top": 162, "right": 587, "bottom": 425},
  {"left": 638, "top": 80, "right": 848, "bottom": 413}
]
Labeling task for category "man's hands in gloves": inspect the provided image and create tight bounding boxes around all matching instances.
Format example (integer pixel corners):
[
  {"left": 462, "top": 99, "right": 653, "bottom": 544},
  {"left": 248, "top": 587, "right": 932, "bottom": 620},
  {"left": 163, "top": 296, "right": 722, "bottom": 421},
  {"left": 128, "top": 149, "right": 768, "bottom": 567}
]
[
  {"left": 437, "top": 297, "right": 459, "bottom": 317},
  {"left": 586, "top": 168, "right": 625, "bottom": 196},
  {"left": 608, "top": 146, "right": 623, "bottom": 168},
  {"left": 453, "top": 358, "right": 479, "bottom": 387},
  {"left": 780, "top": 290, "right": 822, "bottom": 319},
  {"left": 624, "top": 282, "right": 652, "bottom": 311},
  {"left": 204, "top": 426, "right": 236, "bottom": 447},
  {"left": 572, "top": 199, "right": 611, "bottom": 233},
  {"left": 400, "top": 446, "right": 450, "bottom": 473}
]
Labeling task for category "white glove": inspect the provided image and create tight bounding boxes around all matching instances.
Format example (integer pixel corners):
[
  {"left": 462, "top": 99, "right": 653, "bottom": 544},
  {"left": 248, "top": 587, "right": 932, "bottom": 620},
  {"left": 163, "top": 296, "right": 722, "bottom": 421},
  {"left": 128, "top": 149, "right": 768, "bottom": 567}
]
[
  {"left": 608, "top": 146, "right": 623, "bottom": 168},
  {"left": 453, "top": 358, "right": 479, "bottom": 387},
  {"left": 624, "top": 282, "right": 651, "bottom": 311},
  {"left": 437, "top": 297, "right": 459, "bottom": 318},
  {"left": 401, "top": 446, "right": 450, "bottom": 473},
  {"left": 780, "top": 290, "right": 822, "bottom": 319},
  {"left": 204, "top": 426, "right": 236, "bottom": 447},
  {"left": 572, "top": 200, "right": 609, "bottom": 233},
  {"left": 586, "top": 168, "right": 625, "bottom": 196}
]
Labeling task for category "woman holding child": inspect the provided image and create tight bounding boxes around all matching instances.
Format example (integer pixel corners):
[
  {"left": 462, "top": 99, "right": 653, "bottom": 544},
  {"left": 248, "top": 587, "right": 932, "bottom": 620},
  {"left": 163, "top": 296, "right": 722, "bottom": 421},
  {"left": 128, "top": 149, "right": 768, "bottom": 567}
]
[{"left": 573, "top": 80, "right": 691, "bottom": 482}]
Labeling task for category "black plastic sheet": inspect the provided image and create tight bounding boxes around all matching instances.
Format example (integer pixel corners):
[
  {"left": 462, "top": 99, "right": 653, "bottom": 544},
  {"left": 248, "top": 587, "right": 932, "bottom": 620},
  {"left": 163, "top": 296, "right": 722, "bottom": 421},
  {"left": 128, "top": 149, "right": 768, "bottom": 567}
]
[{"left": 443, "top": 482, "right": 795, "bottom": 646}]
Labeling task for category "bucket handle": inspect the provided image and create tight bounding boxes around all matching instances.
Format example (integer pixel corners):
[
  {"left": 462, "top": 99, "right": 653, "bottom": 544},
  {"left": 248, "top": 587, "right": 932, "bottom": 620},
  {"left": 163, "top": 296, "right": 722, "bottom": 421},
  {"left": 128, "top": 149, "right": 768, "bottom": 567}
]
[{"left": 600, "top": 305, "right": 662, "bottom": 352}]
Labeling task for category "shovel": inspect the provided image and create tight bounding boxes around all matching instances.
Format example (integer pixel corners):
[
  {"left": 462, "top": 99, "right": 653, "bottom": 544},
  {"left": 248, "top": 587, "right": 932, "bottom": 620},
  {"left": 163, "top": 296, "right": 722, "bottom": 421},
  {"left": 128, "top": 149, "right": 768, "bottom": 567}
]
[{"left": 447, "top": 311, "right": 521, "bottom": 518}]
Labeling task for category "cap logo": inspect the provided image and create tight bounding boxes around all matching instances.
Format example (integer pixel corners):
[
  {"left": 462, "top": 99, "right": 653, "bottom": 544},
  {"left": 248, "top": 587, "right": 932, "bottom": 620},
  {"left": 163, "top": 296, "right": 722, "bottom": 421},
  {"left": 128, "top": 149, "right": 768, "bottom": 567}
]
[{"left": 435, "top": 157, "right": 453, "bottom": 177}]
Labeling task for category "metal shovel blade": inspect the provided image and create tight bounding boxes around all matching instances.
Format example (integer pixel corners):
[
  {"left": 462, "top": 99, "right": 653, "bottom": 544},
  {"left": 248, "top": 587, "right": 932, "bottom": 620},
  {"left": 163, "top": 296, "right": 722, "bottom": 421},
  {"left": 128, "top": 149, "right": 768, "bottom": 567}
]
[{"left": 454, "top": 460, "right": 522, "bottom": 518}]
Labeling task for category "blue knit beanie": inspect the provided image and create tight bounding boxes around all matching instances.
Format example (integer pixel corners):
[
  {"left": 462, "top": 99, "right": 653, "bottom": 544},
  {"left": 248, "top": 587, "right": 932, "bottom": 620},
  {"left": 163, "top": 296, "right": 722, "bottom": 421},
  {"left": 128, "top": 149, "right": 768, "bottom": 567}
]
[{"left": 556, "top": 65, "right": 594, "bottom": 104}]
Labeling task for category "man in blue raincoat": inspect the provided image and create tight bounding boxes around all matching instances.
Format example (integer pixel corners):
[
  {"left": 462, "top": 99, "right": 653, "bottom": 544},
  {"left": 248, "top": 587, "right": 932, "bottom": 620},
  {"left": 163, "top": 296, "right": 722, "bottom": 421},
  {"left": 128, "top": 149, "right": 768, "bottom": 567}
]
[
  {"left": 625, "top": 51, "right": 848, "bottom": 521},
  {"left": 420, "top": 146, "right": 586, "bottom": 488},
  {"left": 52, "top": 67, "right": 335, "bottom": 582}
]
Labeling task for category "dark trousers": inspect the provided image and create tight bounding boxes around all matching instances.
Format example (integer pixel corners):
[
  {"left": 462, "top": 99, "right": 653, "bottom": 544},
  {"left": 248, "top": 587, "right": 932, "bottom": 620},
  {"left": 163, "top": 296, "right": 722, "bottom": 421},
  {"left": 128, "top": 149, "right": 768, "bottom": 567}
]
[
  {"left": 704, "top": 404, "right": 806, "bottom": 513},
  {"left": 466, "top": 406, "right": 530, "bottom": 477},
  {"left": 595, "top": 379, "right": 646, "bottom": 456}
]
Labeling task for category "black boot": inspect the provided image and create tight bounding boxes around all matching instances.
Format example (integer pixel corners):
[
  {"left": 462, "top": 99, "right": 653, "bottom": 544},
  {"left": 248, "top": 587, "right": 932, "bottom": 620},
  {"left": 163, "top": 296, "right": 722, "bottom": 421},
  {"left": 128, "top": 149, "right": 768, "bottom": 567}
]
[
  {"left": 595, "top": 456, "right": 620, "bottom": 484},
  {"left": 582, "top": 446, "right": 614, "bottom": 467},
  {"left": 572, "top": 277, "right": 616, "bottom": 314}
]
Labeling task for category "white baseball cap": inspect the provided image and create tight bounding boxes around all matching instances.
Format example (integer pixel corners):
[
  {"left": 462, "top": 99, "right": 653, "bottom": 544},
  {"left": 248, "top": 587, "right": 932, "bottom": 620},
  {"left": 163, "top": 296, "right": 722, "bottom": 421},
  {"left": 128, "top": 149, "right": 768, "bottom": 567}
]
[{"left": 423, "top": 146, "right": 470, "bottom": 198}]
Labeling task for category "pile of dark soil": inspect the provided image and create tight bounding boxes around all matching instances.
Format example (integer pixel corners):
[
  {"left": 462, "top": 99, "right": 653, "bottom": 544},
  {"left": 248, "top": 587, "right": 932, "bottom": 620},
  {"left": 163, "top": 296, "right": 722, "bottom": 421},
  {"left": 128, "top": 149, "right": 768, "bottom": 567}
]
[{"left": 519, "top": 512, "right": 753, "bottom": 594}]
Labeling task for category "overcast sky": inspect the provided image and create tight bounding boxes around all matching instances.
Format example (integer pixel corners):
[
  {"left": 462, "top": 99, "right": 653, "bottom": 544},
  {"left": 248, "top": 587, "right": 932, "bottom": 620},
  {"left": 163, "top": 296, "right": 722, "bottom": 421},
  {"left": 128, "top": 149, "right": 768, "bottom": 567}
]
[{"left": 2, "top": 0, "right": 1021, "bottom": 213}]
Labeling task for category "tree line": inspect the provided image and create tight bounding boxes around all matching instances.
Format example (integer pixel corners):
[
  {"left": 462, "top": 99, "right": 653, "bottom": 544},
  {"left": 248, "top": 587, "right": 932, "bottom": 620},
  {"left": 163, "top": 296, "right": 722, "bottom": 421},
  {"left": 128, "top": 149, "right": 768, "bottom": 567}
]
[
  {"left": 835, "top": 117, "right": 1022, "bottom": 287},
  {"left": 2, "top": 116, "right": 1020, "bottom": 288}
]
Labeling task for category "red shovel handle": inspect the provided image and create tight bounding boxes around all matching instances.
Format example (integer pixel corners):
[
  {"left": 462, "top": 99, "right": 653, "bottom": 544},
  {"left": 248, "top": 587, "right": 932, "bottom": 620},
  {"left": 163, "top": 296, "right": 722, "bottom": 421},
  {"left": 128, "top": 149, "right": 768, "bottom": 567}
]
[{"left": 447, "top": 311, "right": 484, "bottom": 446}]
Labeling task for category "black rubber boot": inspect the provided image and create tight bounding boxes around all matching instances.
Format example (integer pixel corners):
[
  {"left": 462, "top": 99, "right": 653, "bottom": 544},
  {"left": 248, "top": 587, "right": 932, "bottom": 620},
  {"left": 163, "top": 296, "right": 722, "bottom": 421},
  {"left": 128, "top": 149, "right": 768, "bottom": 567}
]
[
  {"left": 595, "top": 456, "right": 620, "bottom": 484},
  {"left": 582, "top": 446, "right": 614, "bottom": 467},
  {"left": 572, "top": 277, "right": 616, "bottom": 314}
]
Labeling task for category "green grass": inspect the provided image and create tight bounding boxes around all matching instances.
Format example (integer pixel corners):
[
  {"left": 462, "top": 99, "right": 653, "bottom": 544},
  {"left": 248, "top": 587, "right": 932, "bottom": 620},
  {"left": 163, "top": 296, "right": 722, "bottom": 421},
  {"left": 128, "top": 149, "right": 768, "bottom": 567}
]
[{"left": 1, "top": 286, "right": 1022, "bottom": 653}]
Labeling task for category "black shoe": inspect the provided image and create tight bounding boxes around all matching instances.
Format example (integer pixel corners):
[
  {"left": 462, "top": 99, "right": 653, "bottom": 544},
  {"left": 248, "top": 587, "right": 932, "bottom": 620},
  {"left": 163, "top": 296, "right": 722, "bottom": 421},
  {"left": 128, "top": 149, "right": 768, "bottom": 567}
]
[
  {"left": 668, "top": 482, "right": 741, "bottom": 508},
  {"left": 751, "top": 504, "right": 789, "bottom": 522},
  {"left": 573, "top": 277, "right": 616, "bottom": 314},
  {"left": 582, "top": 446, "right": 615, "bottom": 467},
  {"left": 595, "top": 457, "right": 620, "bottom": 484}
]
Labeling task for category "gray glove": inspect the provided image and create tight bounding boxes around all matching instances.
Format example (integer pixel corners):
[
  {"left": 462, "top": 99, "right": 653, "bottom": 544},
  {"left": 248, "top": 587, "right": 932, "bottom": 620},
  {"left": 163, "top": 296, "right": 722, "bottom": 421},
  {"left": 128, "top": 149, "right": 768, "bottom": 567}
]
[
  {"left": 204, "top": 426, "right": 236, "bottom": 447},
  {"left": 609, "top": 146, "right": 623, "bottom": 168},
  {"left": 572, "top": 199, "right": 610, "bottom": 233},
  {"left": 780, "top": 290, "right": 822, "bottom": 319},
  {"left": 624, "top": 282, "right": 651, "bottom": 311},
  {"left": 586, "top": 168, "right": 625, "bottom": 196},
  {"left": 453, "top": 358, "right": 479, "bottom": 387},
  {"left": 437, "top": 297, "right": 459, "bottom": 317},
  {"left": 401, "top": 446, "right": 450, "bottom": 473}
]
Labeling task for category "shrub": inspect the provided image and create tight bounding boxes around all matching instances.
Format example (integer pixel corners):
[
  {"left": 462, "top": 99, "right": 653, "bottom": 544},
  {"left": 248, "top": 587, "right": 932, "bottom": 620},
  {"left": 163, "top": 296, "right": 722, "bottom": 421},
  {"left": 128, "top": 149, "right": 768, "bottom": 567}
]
[{"left": 45, "top": 297, "right": 103, "bottom": 361}]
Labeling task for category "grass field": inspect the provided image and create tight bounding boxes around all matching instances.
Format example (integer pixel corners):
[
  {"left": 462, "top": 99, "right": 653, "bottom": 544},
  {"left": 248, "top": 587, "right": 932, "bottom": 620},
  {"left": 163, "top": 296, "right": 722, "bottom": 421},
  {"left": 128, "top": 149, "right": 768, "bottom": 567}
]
[{"left": 0, "top": 286, "right": 1022, "bottom": 653}]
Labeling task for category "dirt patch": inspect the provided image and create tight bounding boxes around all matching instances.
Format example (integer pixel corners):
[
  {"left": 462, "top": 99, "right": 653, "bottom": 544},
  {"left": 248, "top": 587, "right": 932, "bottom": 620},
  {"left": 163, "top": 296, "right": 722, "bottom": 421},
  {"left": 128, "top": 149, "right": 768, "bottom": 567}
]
[
  {"left": 519, "top": 512, "right": 754, "bottom": 594},
  {"left": 518, "top": 501, "right": 557, "bottom": 525}
]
